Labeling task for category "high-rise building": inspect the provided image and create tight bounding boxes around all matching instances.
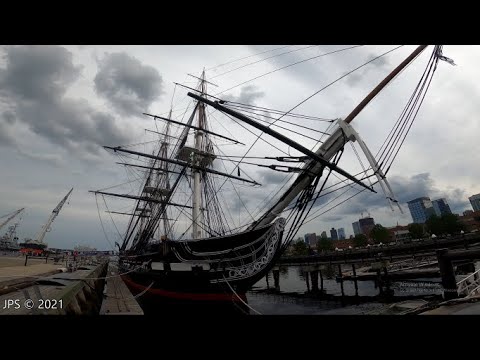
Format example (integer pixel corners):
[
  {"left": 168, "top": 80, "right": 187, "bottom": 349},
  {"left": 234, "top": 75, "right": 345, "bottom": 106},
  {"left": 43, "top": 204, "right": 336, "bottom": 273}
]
[
  {"left": 432, "top": 198, "right": 452, "bottom": 217},
  {"left": 359, "top": 217, "right": 375, "bottom": 236},
  {"left": 407, "top": 197, "right": 435, "bottom": 223},
  {"left": 337, "top": 228, "right": 346, "bottom": 240},
  {"left": 321, "top": 231, "right": 327, "bottom": 239},
  {"left": 330, "top": 228, "right": 338, "bottom": 241},
  {"left": 304, "top": 233, "right": 317, "bottom": 246},
  {"left": 469, "top": 193, "right": 480, "bottom": 212},
  {"left": 352, "top": 222, "right": 361, "bottom": 236}
]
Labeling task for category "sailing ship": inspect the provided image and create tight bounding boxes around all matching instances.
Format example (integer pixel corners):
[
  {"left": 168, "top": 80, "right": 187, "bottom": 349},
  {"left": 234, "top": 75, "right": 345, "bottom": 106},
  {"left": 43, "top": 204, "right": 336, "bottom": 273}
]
[{"left": 91, "top": 45, "right": 453, "bottom": 314}]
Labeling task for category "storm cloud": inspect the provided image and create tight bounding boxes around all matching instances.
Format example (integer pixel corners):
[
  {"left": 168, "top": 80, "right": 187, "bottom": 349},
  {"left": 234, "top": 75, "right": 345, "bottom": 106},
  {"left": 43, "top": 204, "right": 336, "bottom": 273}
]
[
  {"left": 0, "top": 45, "right": 81, "bottom": 101},
  {"left": 0, "top": 45, "right": 133, "bottom": 156},
  {"left": 324, "top": 172, "right": 471, "bottom": 219},
  {"left": 94, "top": 52, "right": 163, "bottom": 116}
]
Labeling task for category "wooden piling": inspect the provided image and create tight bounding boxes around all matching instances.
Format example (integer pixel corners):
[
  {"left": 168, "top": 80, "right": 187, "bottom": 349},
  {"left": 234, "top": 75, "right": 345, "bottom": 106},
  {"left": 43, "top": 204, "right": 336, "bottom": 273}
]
[
  {"left": 305, "top": 271, "right": 310, "bottom": 292},
  {"left": 376, "top": 269, "right": 383, "bottom": 295},
  {"left": 273, "top": 269, "right": 280, "bottom": 291},
  {"left": 338, "top": 264, "right": 344, "bottom": 297},
  {"left": 352, "top": 263, "right": 359, "bottom": 297},
  {"left": 319, "top": 270, "right": 324, "bottom": 291},
  {"left": 310, "top": 270, "right": 319, "bottom": 293},
  {"left": 383, "top": 266, "right": 391, "bottom": 297},
  {"left": 437, "top": 248, "right": 458, "bottom": 300}
]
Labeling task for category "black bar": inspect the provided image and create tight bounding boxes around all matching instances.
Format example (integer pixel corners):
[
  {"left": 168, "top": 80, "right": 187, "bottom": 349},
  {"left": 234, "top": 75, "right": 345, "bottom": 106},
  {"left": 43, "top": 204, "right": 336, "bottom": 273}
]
[
  {"left": 188, "top": 92, "right": 375, "bottom": 193},
  {"left": 143, "top": 112, "right": 244, "bottom": 145}
]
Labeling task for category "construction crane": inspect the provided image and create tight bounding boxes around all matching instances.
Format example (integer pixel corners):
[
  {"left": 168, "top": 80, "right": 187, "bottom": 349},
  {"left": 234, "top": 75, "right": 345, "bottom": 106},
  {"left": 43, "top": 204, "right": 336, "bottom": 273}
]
[
  {"left": 34, "top": 188, "right": 73, "bottom": 244},
  {"left": 0, "top": 208, "right": 25, "bottom": 232}
]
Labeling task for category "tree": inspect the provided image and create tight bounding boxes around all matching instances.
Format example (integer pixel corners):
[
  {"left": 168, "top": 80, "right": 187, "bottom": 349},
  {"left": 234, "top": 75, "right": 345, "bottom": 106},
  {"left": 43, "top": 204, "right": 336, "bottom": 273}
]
[
  {"left": 442, "top": 213, "right": 465, "bottom": 234},
  {"left": 426, "top": 214, "right": 465, "bottom": 235},
  {"left": 353, "top": 234, "right": 368, "bottom": 247},
  {"left": 370, "top": 224, "right": 390, "bottom": 244},
  {"left": 291, "top": 239, "right": 309, "bottom": 256},
  {"left": 408, "top": 223, "right": 425, "bottom": 239},
  {"left": 426, "top": 214, "right": 443, "bottom": 235},
  {"left": 317, "top": 238, "right": 334, "bottom": 252}
]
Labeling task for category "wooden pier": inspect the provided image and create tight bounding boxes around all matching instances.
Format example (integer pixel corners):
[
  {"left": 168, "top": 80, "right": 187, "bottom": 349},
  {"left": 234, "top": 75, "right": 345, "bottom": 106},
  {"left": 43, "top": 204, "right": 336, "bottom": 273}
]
[
  {"left": 0, "top": 261, "right": 108, "bottom": 315},
  {"left": 99, "top": 263, "right": 144, "bottom": 315}
]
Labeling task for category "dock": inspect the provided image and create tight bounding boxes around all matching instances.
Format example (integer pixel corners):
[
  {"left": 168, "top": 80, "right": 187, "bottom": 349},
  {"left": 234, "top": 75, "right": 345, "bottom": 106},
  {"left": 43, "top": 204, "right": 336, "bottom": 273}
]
[
  {"left": 99, "top": 263, "right": 144, "bottom": 315},
  {"left": 0, "top": 262, "right": 108, "bottom": 315},
  {"left": 0, "top": 254, "right": 145, "bottom": 315}
]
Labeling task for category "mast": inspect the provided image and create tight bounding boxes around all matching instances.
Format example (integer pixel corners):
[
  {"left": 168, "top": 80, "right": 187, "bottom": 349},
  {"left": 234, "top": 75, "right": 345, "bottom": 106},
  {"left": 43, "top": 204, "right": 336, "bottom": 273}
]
[
  {"left": 250, "top": 45, "right": 428, "bottom": 228},
  {"left": 192, "top": 70, "right": 207, "bottom": 239},
  {"left": 0, "top": 208, "right": 25, "bottom": 232},
  {"left": 158, "top": 109, "right": 172, "bottom": 240},
  {"left": 35, "top": 188, "right": 73, "bottom": 243},
  {"left": 191, "top": 45, "right": 428, "bottom": 230}
]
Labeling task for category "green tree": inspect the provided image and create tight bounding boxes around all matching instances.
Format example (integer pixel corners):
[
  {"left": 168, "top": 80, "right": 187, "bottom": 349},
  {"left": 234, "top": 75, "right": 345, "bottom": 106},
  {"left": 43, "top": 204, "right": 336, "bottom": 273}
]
[
  {"left": 408, "top": 223, "right": 425, "bottom": 239},
  {"left": 370, "top": 224, "right": 390, "bottom": 244},
  {"left": 426, "top": 214, "right": 464, "bottom": 235},
  {"left": 353, "top": 234, "right": 368, "bottom": 247},
  {"left": 442, "top": 213, "right": 465, "bottom": 234},
  {"left": 426, "top": 214, "right": 443, "bottom": 235},
  {"left": 317, "top": 238, "right": 334, "bottom": 252},
  {"left": 291, "top": 240, "right": 309, "bottom": 256}
]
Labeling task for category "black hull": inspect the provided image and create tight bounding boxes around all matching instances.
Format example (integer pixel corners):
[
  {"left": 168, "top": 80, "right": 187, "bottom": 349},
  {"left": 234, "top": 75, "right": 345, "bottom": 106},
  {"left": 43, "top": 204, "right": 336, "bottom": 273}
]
[{"left": 119, "top": 218, "right": 286, "bottom": 314}]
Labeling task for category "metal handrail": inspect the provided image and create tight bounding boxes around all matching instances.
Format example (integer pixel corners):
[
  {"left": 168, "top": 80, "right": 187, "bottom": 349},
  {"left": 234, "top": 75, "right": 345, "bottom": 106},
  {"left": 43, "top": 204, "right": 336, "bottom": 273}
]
[{"left": 457, "top": 267, "right": 480, "bottom": 297}]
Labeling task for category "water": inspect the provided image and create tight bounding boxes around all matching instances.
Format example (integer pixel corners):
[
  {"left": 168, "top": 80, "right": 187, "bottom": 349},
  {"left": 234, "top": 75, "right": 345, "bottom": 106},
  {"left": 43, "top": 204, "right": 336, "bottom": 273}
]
[{"left": 245, "top": 265, "right": 444, "bottom": 315}]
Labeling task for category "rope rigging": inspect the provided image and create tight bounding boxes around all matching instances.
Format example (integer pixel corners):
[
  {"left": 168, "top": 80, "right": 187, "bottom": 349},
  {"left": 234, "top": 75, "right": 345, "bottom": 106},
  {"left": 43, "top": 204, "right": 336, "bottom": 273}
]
[{"left": 97, "top": 45, "right": 444, "bottom": 256}]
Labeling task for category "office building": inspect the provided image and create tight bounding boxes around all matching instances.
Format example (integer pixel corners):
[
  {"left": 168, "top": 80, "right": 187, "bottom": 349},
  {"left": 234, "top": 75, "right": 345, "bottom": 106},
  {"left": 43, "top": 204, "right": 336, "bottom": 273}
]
[
  {"left": 469, "top": 193, "right": 480, "bottom": 212},
  {"left": 330, "top": 228, "right": 338, "bottom": 241},
  {"left": 407, "top": 197, "right": 435, "bottom": 223},
  {"left": 432, "top": 198, "right": 452, "bottom": 217},
  {"left": 352, "top": 222, "right": 361, "bottom": 236}
]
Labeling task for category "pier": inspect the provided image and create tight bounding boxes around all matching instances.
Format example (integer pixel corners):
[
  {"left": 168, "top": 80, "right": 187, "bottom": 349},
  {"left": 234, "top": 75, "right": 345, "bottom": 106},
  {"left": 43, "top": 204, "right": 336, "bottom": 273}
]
[{"left": 0, "top": 255, "right": 143, "bottom": 315}]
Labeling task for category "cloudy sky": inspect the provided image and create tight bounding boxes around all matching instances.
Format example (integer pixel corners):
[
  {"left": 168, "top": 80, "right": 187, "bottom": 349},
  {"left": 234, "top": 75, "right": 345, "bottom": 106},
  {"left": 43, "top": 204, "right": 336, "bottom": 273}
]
[{"left": 0, "top": 45, "right": 478, "bottom": 250}]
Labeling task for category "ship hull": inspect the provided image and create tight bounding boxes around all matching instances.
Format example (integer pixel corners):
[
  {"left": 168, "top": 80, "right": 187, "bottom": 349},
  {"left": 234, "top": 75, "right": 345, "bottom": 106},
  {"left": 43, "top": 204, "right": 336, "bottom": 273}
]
[{"left": 118, "top": 218, "right": 285, "bottom": 314}]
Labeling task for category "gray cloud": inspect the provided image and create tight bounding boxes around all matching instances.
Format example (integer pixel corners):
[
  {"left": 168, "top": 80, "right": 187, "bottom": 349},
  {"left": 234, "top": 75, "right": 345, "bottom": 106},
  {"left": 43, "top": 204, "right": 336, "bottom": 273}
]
[
  {"left": 326, "top": 173, "right": 470, "bottom": 219},
  {"left": 94, "top": 52, "right": 163, "bottom": 116},
  {"left": 0, "top": 45, "right": 81, "bottom": 101},
  {"left": 0, "top": 45, "right": 133, "bottom": 157},
  {"left": 236, "top": 85, "right": 265, "bottom": 104},
  {"left": 322, "top": 215, "right": 343, "bottom": 222},
  {"left": 346, "top": 52, "right": 390, "bottom": 86},
  {"left": 17, "top": 149, "right": 65, "bottom": 167},
  {"left": 224, "top": 85, "right": 265, "bottom": 105},
  {"left": 0, "top": 121, "right": 15, "bottom": 147},
  {"left": 258, "top": 169, "right": 289, "bottom": 185},
  {"left": 3, "top": 111, "right": 16, "bottom": 124},
  {"left": 14, "top": 98, "right": 131, "bottom": 153}
]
